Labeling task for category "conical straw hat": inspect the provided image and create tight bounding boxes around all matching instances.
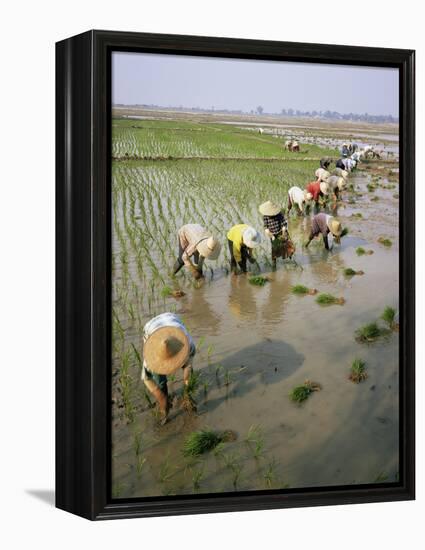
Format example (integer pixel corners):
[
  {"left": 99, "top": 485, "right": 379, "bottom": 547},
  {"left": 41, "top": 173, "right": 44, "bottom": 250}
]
[
  {"left": 197, "top": 236, "right": 221, "bottom": 260},
  {"left": 327, "top": 218, "right": 342, "bottom": 237},
  {"left": 259, "top": 201, "right": 281, "bottom": 216},
  {"left": 143, "top": 326, "right": 190, "bottom": 375},
  {"left": 320, "top": 181, "right": 329, "bottom": 195}
]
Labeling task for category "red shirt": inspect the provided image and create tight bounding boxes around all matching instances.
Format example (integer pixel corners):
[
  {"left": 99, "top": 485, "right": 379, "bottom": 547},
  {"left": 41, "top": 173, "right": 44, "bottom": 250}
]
[{"left": 306, "top": 181, "right": 322, "bottom": 201}]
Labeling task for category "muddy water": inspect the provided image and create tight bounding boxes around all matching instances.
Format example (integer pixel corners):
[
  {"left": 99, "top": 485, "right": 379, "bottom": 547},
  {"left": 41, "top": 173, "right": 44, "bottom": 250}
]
[{"left": 112, "top": 169, "right": 399, "bottom": 498}]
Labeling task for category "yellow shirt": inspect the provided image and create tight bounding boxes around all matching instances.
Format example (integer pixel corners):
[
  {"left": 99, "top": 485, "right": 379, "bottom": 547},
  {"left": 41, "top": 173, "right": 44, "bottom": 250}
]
[{"left": 227, "top": 224, "right": 249, "bottom": 263}]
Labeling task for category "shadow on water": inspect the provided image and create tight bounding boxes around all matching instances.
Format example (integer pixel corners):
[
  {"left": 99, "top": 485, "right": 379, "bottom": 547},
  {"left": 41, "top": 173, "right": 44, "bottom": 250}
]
[{"left": 203, "top": 339, "right": 305, "bottom": 413}]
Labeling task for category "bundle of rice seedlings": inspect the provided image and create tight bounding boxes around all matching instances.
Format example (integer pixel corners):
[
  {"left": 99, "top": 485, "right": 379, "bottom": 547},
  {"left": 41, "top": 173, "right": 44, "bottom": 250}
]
[
  {"left": 291, "top": 284, "right": 315, "bottom": 295},
  {"left": 249, "top": 275, "right": 269, "bottom": 286},
  {"left": 378, "top": 237, "right": 392, "bottom": 247},
  {"left": 290, "top": 380, "right": 322, "bottom": 403},
  {"left": 349, "top": 358, "right": 368, "bottom": 383},
  {"left": 316, "top": 293, "right": 345, "bottom": 306},
  {"left": 356, "top": 247, "right": 374, "bottom": 256},
  {"left": 341, "top": 227, "right": 349, "bottom": 237},
  {"left": 350, "top": 213, "right": 363, "bottom": 219},
  {"left": 344, "top": 268, "right": 364, "bottom": 277},
  {"left": 183, "top": 429, "right": 237, "bottom": 457},
  {"left": 381, "top": 306, "right": 396, "bottom": 329},
  {"left": 355, "top": 322, "right": 387, "bottom": 343},
  {"left": 371, "top": 196, "right": 380, "bottom": 202}
]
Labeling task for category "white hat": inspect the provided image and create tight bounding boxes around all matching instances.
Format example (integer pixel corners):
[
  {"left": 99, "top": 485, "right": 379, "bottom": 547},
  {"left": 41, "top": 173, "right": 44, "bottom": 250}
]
[
  {"left": 242, "top": 227, "right": 261, "bottom": 248},
  {"left": 259, "top": 201, "right": 281, "bottom": 216},
  {"left": 197, "top": 236, "right": 221, "bottom": 260}
]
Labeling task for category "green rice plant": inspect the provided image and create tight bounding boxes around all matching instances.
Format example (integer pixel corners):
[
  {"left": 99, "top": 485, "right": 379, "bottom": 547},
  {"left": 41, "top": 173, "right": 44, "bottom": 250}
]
[
  {"left": 371, "top": 196, "right": 380, "bottom": 202},
  {"left": 136, "top": 456, "right": 147, "bottom": 477},
  {"left": 367, "top": 183, "right": 377, "bottom": 192},
  {"left": 223, "top": 453, "right": 243, "bottom": 489},
  {"left": 344, "top": 267, "right": 364, "bottom": 277},
  {"left": 381, "top": 306, "right": 397, "bottom": 329},
  {"left": 315, "top": 293, "right": 345, "bottom": 306},
  {"left": 133, "top": 432, "right": 142, "bottom": 456},
  {"left": 356, "top": 246, "right": 373, "bottom": 256},
  {"left": 351, "top": 212, "right": 363, "bottom": 218},
  {"left": 263, "top": 458, "right": 278, "bottom": 489},
  {"left": 290, "top": 380, "right": 322, "bottom": 403},
  {"left": 223, "top": 369, "right": 232, "bottom": 387},
  {"left": 191, "top": 464, "right": 205, "bottom": 492},
  {"left": 245, "top": 424, "right": 265, "bottom": 460},
  {"left": 340, "top": 227, "right": 349, "bottom": 237},
  {"left": 249, "top": 275, "right": 269, "bottom": 286},
  {"left": 349, "top": 358, "right": 368, "bottom": 383},
  {"left": 160, "top": 285, "right": 173, "bottom": 298},
  {"left": 291, "top": 284, "right": 309, "bottom": 295},
  {"left": 355, "top": 322, "right": 388, "bottom": 343},
  {"left": 182, "top": 429, "right": 224, "bottom": 457},
  {"left": 378, "top": 237, "right": 393, "bottom": 247},
  {"left": 131, "top": 343, "right": 142, "bottom": 370},
  {"left": 158, "top": 453, "right": 174, "bottom": 483}
]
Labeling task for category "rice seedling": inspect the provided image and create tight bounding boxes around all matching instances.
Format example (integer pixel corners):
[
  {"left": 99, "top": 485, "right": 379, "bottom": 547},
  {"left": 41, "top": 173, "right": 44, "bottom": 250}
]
[
  {"left": 191, "top": 463, "right": 205, "bottom": 492},
  {"left": 222, "top": 453, "right": 243, "bottom": 489},
  {"left": 291, "top": 284, "right": 317, "bottom": 296},
  {"left": 393, "top": 193, "right": 399, "bottom": 199},
  {"left": 183, "top": 429, "right": 232, "bottom": 457},
  {"left": 158, "top": 453, "right": 174, "bottom": 484},
  {"left": 355, "top": 322, "right": 389, "bottom": 343},
  {"left": 133, "top": 432, "right": 142, "bottom": 456},
  {"left": 350, "top": 212, "right": 363, "bottom": 219},
  {"left": 315, "top": 293, "right": 345, "bottom": 306},
  {"left": 381, "top": 306, "right": 397, "bottom": 330},
  {"left": 223, "top": 369, "right": 232, "bottom": 387},
  {"left": 367, "top": 183, "right": 377, "bottom": 192},
  {"left": 245, "top": 425, "right": 265, "bottom": 460},
  {"left": 344, "top": 267, "right": 364, "bottom": 277},
  {"left": 131, "top": 343, "right": 143, "bottom": 370},
  {"left": 349, "top": 358, "right": 368, "bottom": 383},
  {"left": 378, "top": 237, "right": 393, "bottom": 247},
  {"left": 371, "top": 196, "right": 380, "bottom": 202},
  {"left": 290, "top": 380, "right": 322, "bottom": 403},
  {"left": 136, "top": 456, "right": 147, "bottom": 477},
  {"left": 249, "top": 275, "right": 269, "bottom": 286},
  {"left": 340, "top": 227, "right": 349, "bottom": 237},
  {"left": 263, "top": 458, "right": 278, "bottom": 489},
  {"left": 356, "top": 246, "right": 374, "bottom": 256}
]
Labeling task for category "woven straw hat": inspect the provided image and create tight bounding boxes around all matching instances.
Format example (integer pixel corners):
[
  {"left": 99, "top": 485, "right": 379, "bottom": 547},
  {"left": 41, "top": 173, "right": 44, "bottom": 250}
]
[
  {"left": 315, "top": 168, "right": 330, "bottom": 182},
  {"left": 197, "top": 236, "right": 221, "bottom": 260},
  {"left": 320, "top": 181, "right": 329, "bottom": 195},
  {"left": 327, "top": 217, "right": 342, "bottom": 237},
  {"left": 143, "top": 326, "right": 190, "bottom": 375},
  {"left": 259, "top": 201, "right": 281, "bottom": 216},
  {"left": 242, "top": 226, "right": 261, "bottom": 248}
]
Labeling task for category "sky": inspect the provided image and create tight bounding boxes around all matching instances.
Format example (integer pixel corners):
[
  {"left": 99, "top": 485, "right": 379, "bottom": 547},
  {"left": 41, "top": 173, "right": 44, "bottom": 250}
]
[{"left": 112, "top": 52, "right": 399, "bottom": 117}]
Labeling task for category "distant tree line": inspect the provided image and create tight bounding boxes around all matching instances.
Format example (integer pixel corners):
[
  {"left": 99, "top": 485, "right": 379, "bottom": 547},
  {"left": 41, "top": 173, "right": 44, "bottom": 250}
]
[{"left": 113, "top": 103, "right": 398, "bottom": 124}]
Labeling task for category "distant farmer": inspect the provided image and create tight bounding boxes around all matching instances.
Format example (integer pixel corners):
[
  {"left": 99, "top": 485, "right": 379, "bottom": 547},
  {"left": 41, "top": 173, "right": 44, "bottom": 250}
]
[
  {"left": 173, "top": 224, "right": 221, "bottom": 279},
  {"left": 304, "top": 213, "right": 343, "bottom": 250},
  {"left": 227, "top": 224, "right": 261, "bottom": 274},
  {"left": 259, "top": 201, "right": 293, "bottom": 267},
  {"left": 305, "top": 180, "right": 329, "bottom": 206},
  {"left": 287, "top": 186, "right": 312, "bottom": 215},
  {"left": 291, "top": 140, "right": 300, "bottom": 152},
  {"left": 336, "top": 157, "right": 356, "bottom": 172},
  {"left": 341, "top": 143, "right": 350, "bottom": 157},
  {"left": 326, "top": 175, "right": 345, "bottom": 200},
  {"left": 142, "top": 312, "right": 196, "bottom": 425},
  {"left": 320, "top": 157, "right": 331, "bottom": 170},
  {"left": 332, "top": 167, "right": 349, "bottom": 180}
]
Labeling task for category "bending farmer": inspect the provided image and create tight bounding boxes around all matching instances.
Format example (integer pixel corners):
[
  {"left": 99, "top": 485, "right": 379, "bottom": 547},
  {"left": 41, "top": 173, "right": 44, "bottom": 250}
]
[
  {"left": 142, "top": 312, "right": 196, "bottom": 425},
  {"left": 304, "top": 213, "right": 343, "bottom": 250},
  {"left": 227, "top": 224, "right": 261, "bottom": 274},
  {"left": 259, "top": 200, "right": 290, "bottom": 268},
  {"left": 173, "top": 224, "right": 221, "bottom": 279}
]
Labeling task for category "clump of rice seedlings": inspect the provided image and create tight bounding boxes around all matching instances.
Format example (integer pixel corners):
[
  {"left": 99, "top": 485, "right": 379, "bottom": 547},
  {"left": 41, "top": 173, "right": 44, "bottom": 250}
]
[
  {"left": 183, "top": 429, "right": 236, "bottom": 457},
  {"left": 393, "top": 193, "right": 399, "bottom": 199},
  {"left": 190, "top": 463, "right": 205, "bottom": 492},
  {"left": 367, "top": 183, "right": 377, "bottom": 192},
  {"left": 355, "top": 322, "right": 388, "bottom": 343},
  {"left": 158, "top": 454, "right": 174, "bottom": 483},
  {"left": 223, "top": 369, "right": 232, "bottom": 387},
  {"left": 356, "top": 246, "right": 374, "bottom": 256},
  {"left": 316, "top": 293, "right": 345, "bottom": 306},
  {"left": 371, "top": 196, "right": 380, "bottom": 202},
  {"left": 349, "top": 358, "right": 368, "bottom": 383},
  {"left": 378, "top": 237, "right": 393, "bottom": 247},
  {"left": 348, "top": 197, "right": 356, "bottom": 204},
  {"left": 223, "top": 452, "right": 243, "bottom": 489},
  {"left": 344, "top": 267, "right": 364, "bottom": 277},
  {"left": 351, "top": 212, "right": 363, "bottom": 219},
  {"left": 290, "top": 380, "right": 322, "bottom": 403},
  {"left": 381, "top": 306, "right": 397, "bottom": 330},
  {"left": 291, "top": 284, "right": 317, "bottom": 296},
  {"left": 249, "top": 275, "right": 269, "bottom": 286},
  {"left": 340, "top": 227, "right": 349, "bottom": 237}
]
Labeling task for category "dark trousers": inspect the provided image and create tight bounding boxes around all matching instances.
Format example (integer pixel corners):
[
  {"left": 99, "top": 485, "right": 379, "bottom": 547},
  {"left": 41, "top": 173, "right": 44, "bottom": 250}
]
[
  {"left": 228, "top": 239, "right": 249, "bottom": 272},
  {"left": 174, "top": 242, "right": 200, "bottom": 274}
]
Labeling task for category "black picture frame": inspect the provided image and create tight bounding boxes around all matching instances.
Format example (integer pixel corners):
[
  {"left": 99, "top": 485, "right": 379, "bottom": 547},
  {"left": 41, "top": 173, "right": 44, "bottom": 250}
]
[{"left": 56, "top": 29, "right": 415, "bottom": 520}]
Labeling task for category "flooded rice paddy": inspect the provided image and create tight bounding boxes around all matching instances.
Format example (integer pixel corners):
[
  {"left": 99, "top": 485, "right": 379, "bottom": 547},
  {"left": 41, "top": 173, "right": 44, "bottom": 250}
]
[{"left": 111, "top": 115, "right": 399, "bottom": 499}]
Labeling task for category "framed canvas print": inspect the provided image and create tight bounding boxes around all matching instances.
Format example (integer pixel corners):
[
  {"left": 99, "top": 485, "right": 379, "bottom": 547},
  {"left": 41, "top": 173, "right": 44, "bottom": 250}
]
[{"left": 56, "top": 30, "right": 415, "bottom": 520}]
